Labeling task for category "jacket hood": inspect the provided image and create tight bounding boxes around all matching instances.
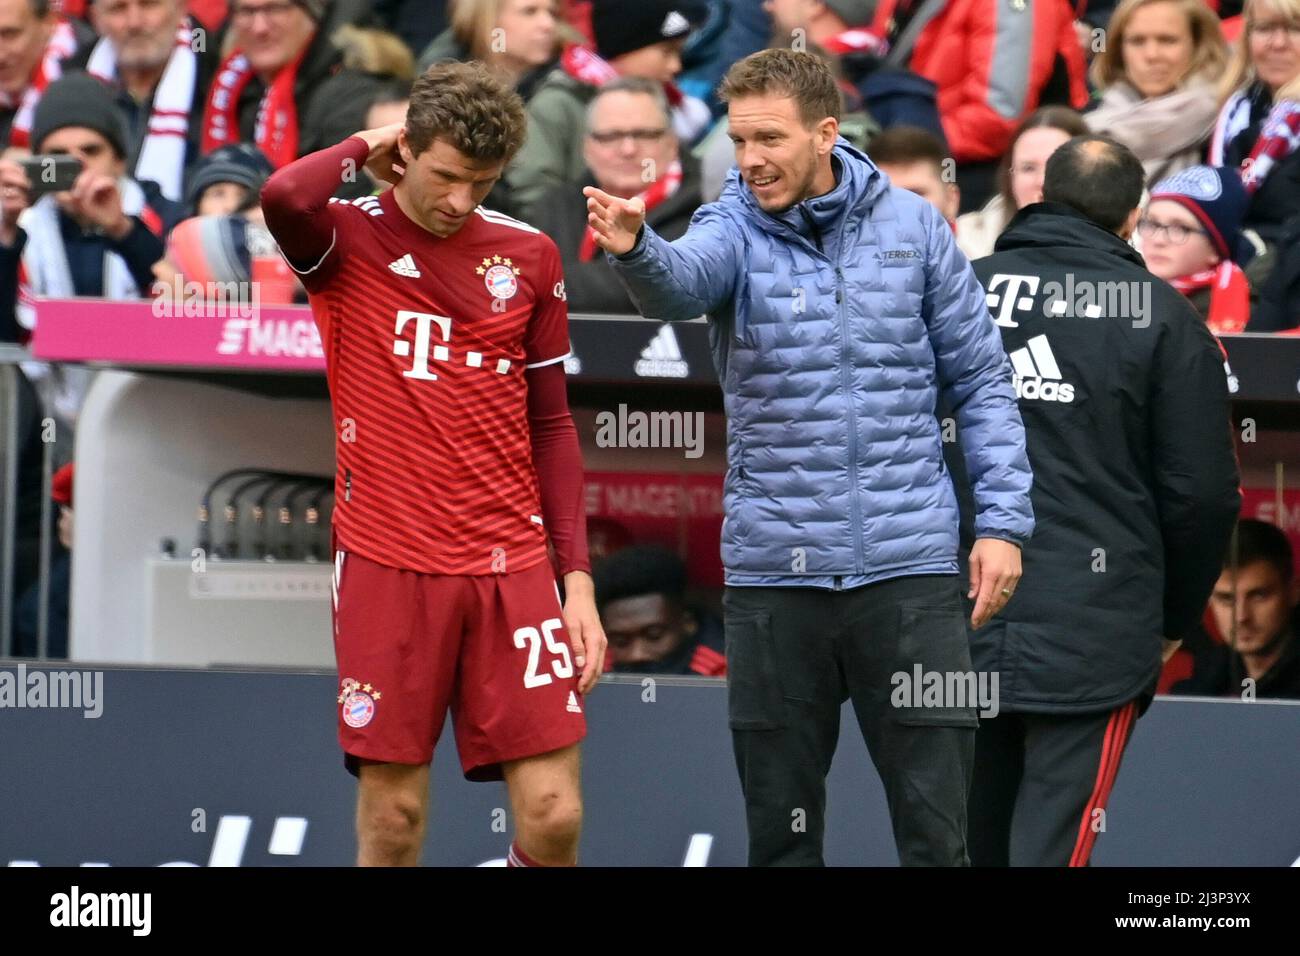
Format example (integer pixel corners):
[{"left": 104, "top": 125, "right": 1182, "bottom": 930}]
[
  {"left": 993, "top": 201, "right": 1146, "bottom": 269},
  {"left": 717, "top": 136, "right": 888, "bottom": 244}
]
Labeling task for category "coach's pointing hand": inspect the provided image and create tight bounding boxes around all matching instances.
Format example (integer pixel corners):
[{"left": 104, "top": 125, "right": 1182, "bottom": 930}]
[
  {"left": 968, "top": 538, "right": 1023, "bottom": 630},
  {"left": 583, "top": 186, "right": 645, "bottom": 256},
  {"left": 562, "top": 570, "right": 607, "bottom": 694}
]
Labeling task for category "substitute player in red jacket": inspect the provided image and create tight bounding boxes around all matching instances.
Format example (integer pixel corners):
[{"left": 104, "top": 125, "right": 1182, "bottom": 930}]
[{"left": 262, "top": 61, "right": 606, "bottom": 867}]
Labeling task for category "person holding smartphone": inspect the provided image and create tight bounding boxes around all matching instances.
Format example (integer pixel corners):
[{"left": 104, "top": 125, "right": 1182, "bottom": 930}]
[{"left": 0, "top": 71, "right": 182, "bottom": 345}]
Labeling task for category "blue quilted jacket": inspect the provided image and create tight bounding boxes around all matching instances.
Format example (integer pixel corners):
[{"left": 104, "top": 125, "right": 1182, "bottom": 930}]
[{"left": 609, "top": 139, "right": 1034, "bottom": 580}]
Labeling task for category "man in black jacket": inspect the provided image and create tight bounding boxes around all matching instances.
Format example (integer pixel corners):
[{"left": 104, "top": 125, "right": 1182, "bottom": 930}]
[{"left": 960, "top": 135, "right": 1241, "bottom": 866}]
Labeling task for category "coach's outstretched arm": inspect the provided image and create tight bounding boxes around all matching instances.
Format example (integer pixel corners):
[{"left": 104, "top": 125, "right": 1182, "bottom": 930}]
[
  {"left": 1150, "top": 311, "right": 1242, "bottom": 640},
  {"left": 921, "top": 204, "right": 1036, "bottom": 627},
  {"left": 584, "top": 186, "right": 741, "bottom": 322}
]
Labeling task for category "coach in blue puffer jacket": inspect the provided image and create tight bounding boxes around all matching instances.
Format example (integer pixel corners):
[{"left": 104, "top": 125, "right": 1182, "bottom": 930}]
[{"left": 588, "top": 49, "right": 1033, "bottom": 868}]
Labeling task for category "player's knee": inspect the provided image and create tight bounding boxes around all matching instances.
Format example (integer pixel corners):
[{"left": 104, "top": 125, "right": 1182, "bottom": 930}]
[
  {"left": 361, "top": 791, "right": 425, "bottom": 850},
  {"left": 516, "top": 787, "right": 583, "bottom": 844}
]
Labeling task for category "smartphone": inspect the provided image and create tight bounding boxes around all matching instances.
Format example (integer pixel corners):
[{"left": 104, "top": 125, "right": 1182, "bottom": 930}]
[{"left": 19, "top": 155, "right": 84, "bottom": 197}]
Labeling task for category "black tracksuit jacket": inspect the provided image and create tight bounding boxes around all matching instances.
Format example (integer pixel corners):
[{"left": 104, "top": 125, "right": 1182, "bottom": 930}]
[{"left": 946, "top": 202, "right": 1242, "bottom": 713}]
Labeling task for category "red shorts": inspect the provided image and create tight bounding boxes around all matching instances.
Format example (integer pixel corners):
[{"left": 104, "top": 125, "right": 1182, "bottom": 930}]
[{"left": 331, "top": 543, "right": 586, "bottom": 781}]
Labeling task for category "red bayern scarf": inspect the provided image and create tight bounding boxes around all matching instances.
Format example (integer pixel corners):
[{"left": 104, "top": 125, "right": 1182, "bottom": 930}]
[
  {"left": 579, "top": 160, "right": 682, "bottom": 261},
  {"left": 1171, "top": 260, "right": 1251, "bottom": 334},
  {"left": 201, "top": 40, "right": 311, "bottom": 169},
  {"left": 1240, "top": 99, "right": 1300, "bottom": 195}
]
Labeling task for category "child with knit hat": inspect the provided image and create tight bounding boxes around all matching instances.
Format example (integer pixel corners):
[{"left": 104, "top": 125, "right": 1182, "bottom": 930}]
[{"left": 1140, "top": 165, "right": 1251, "bottom": 334}]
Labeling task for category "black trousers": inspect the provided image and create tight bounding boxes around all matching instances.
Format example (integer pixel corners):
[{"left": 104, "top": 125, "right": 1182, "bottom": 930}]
[
  {"left": 724, "top": 573, "right": 978, "bottom": 866},
  {"left": 967, "top": 701, "right": 1140, "bottom": 867}
]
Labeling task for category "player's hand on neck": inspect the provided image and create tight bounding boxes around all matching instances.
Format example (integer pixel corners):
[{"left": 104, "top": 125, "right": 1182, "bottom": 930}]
[{"left": 353, "top": 124, "right": 406, "bottom": 187}]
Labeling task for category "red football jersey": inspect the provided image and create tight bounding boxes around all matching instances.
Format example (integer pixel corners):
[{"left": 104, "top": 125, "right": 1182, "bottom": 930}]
[{"left": 296, "top": 190, "right": 571, "bottom": 575}]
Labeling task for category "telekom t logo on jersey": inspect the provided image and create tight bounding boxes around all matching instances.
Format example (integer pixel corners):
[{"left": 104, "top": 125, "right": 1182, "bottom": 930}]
[
  {"left": 392, "top": 309, "right": 511, "bottom": 380},
  {"left": 983, "top": 274, "right": 1040, "bottom": 329}
]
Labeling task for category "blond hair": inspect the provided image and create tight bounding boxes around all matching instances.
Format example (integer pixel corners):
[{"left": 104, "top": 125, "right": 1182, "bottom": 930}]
[
  {"left": 449, "top": 0, "right": 576, "bottom": 64},
  {"left": 1218, "top": 0, "right": 1300, "bottom": 104},
  {"left": 333, "top": 25, "right": 416, "bottom": 81},
  {"left": 1090, "top": 0, "right": 1227, "bottom": 90}
]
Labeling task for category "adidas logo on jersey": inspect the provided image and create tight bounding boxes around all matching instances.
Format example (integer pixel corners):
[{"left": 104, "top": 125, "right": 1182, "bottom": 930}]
[
  {"left": 327, "top": 195, "right": 384, "bottom": 217},
  {"left": 1009, "top": 334, "right": 1075, "bottom": 403},
  {"left": 634, "top": 325, "right": 689, "bottom": 379},
  {"left": 388, "top": 253, "right": 420, "bottom": 277},
  {"left": 566, "top": 691, "right": 582, "bottom": 714}
]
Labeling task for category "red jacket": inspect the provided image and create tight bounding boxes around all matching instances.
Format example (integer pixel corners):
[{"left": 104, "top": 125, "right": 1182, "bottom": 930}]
[{"left": 890, "top": 0, "right": 1089, "bottom": 163}]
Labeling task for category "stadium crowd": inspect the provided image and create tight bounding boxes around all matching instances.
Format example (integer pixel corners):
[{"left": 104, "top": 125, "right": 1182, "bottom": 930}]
[{"left": 0, "top": 0, "right": 1296, "bottom": 697}]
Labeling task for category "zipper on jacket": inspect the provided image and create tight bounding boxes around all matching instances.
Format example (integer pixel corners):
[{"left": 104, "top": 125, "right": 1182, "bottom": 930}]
[
  {"left": 834, "top": 256, "right": 864, "bottom": 576},
  {"left": 797, "top": 204, "right": 824, "bottom": 254}
]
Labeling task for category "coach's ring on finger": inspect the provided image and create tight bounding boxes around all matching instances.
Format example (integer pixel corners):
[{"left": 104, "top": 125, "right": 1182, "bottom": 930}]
[{"left": 1000, "top": 588, "right": 1013, "bottom": 596}]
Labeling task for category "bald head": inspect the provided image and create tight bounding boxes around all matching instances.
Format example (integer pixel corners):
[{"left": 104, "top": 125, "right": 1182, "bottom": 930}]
[{"left": 1042, "top": 135, "right": 1144, "bottom": 235}]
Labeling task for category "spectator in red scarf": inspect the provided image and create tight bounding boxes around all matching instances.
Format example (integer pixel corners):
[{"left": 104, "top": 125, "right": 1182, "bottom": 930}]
[
  {"left": 1140, "top": 165, "right": 1252, "bottom": 334},
  {"left": 504, "top": 0, "right": 709, "bottom": 221},
  {"left": 0, "top": 0, "right": 96, "bottom": 150},
  {"left": 531, "top": 76, "right": 701, "bottom": 313},
  {"left": 199, "top": 0, "right": 383, "bottom": 171}
]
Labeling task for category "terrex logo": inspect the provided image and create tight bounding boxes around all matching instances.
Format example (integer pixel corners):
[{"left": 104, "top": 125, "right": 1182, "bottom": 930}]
[{"left": 1009, "top": 334, "right": 1075, "bottom": 403}]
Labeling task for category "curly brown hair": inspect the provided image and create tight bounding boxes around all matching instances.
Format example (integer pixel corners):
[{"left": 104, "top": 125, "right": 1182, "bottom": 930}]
[
  {"left": 718, "top": 48, "right": 841, "bottom": 126},
  {"left": 405, "top": 60, "right": 527, "bottom": 163}
]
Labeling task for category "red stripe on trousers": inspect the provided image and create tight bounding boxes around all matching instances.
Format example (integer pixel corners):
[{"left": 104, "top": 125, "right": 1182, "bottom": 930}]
[{"left": 1069, "top": 701, "right": 1136, "bottom": 867}]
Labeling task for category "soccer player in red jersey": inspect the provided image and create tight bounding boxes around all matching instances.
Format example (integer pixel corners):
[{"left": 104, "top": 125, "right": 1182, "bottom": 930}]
[{"left": 262, "top": 61, "right": 605, "bottom": 867}]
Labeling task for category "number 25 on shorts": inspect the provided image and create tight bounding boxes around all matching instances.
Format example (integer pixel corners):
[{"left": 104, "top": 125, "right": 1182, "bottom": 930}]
[{"left": 514, "top": 618, "right": 573, "bottom": 688}]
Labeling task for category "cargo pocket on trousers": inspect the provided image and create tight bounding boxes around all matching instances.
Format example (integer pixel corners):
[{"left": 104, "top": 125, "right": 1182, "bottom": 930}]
[
  {"left": 725, "top": 611, "right": 786, "bottom": 730},
  {"left": 888, "top": 603, "right": 982, "bottom": 728}
]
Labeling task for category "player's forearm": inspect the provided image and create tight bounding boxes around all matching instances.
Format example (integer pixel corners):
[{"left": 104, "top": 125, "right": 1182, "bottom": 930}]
[
  {"left": 262, "top": 136, "right": 368, "bottom": 268},
  {"left": 526, "top": 363, "right": 590, "bottom": 575},
  {"left": 532, "top": 416, "right": 590, "bottom": 575}
]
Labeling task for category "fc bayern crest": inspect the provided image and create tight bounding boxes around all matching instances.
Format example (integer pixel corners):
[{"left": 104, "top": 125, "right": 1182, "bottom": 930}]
[
  {"left": 342, "top": 690, "right": 375, "bottom": 728},
  {"left": 477, "top": 255, "right": 521, "bottom": 300},
  {"left": 338, "top": 678, "right": 381, "bottom": 728}
]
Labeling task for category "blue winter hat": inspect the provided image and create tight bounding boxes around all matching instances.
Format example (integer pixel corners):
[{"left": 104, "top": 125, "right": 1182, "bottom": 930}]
[{"left": 1149, "top": 165, "right": 1247, "bottom": 261}]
